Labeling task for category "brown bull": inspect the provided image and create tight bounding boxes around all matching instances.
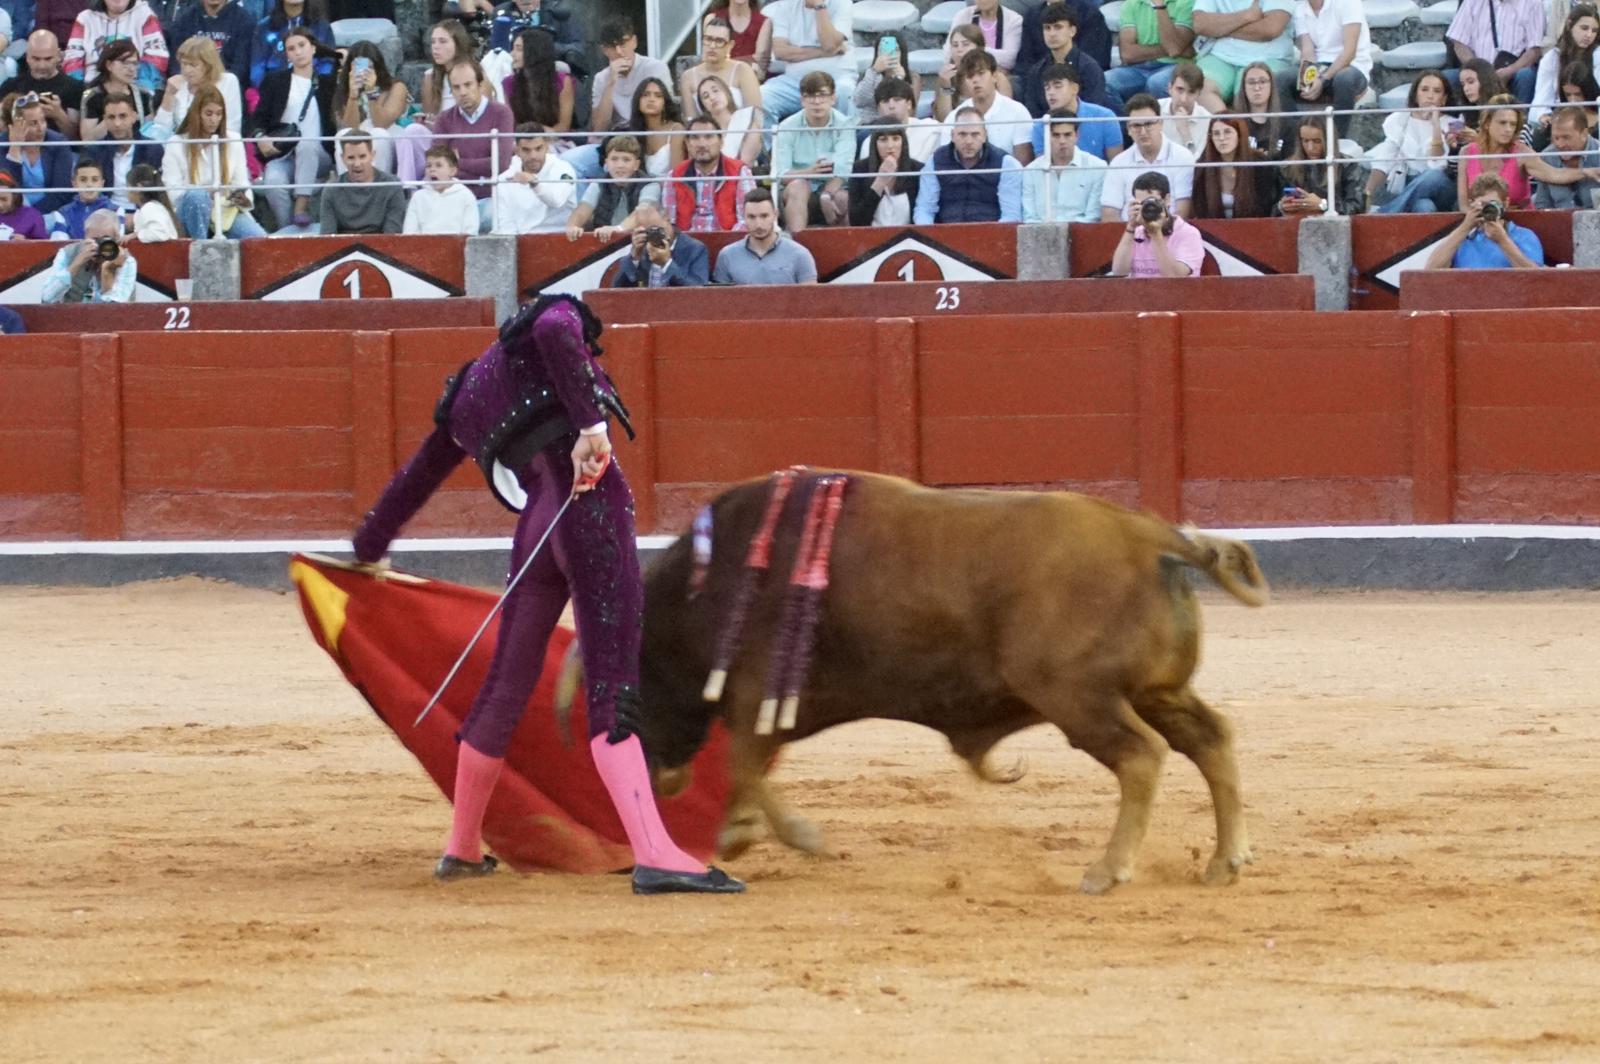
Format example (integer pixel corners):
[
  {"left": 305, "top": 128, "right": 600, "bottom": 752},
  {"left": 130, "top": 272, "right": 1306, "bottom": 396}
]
[{"left": 566, "top": 472, "right": 1269, "bottom": 894}]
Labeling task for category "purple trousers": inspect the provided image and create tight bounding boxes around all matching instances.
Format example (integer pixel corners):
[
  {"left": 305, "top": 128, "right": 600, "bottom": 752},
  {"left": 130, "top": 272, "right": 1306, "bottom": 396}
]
[{"left": 458, "top": 446, "right": 643, "bottom": 757}]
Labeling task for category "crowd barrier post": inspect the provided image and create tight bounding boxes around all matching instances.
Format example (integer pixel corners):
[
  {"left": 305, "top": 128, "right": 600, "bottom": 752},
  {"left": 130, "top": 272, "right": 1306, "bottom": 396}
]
[
  {"left": 1573, "top": 210, "right": 1600, "bottom": 267},
  {"left": 464, "top": 234, "right": 519, "bottom": 321},
  {"left": 1297, "top": 213, "right": 1353, "bottom": 310},
  {"left": 1016, "top": 222, "right": 1070, "bottom": 280},
  {"left": 1324, "top": 106, "right": 1338, "bottom": 217},
  {"left": 189, "top": 240, "right": 242, "bottom": 301}
]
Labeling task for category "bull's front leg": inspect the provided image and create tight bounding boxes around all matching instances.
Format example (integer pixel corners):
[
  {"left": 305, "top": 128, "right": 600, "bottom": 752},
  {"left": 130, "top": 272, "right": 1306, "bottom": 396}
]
[{"left": 718, "top": 729, "right": 826, "bottom": 859}]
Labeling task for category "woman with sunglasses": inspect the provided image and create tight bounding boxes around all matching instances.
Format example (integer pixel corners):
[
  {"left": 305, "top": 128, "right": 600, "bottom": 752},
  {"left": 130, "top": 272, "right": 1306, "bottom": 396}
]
[
  {"left": 80, "top": 39, "right": 158, "bottom": 141},
  {"left": 681, "top": 15, "right": 762, "bottom": 118}
]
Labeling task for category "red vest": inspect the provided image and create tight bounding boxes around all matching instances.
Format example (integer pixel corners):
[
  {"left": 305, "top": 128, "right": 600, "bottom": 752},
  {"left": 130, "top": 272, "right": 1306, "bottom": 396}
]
[{"left": 665, "top": 156, "right": 746, "bottom": 232}]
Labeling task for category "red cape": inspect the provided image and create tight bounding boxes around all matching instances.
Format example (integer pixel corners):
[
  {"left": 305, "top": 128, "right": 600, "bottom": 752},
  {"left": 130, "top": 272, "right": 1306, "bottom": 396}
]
[{"left": 289, "top": 554, "right": 732, "bottom": 873}]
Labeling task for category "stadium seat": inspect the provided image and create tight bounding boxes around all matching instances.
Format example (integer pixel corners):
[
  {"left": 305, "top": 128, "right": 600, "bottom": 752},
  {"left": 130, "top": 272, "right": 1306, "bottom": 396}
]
[
  {"left": 1420, "top": 0, "right": 1458, "bottom": 25},
  {"left": 1363, "top": 0, "right": 1421, "bottom": 28},
  {"left": 853, "top": 0, "right": 921, "bottom": 32},
  {"left": 908, "top": 48, "right": 947, "bottom": 75},
  {"left": 1101, "top": 0, "right": 1124, "bottom": 33},
  {"left": 331, "top": 18, "right": 402, "bottom": 76},
  {"left": 1378, "top": 40, "right": 1449, "bottom": 68},
  {"left": 921, "top": 0, "right": 967, "bottom": 35},
  {"left": 854, "top": 44, "right": 875, "bottom": 73},
  {"left": 1378, "top": 82, "right": 1412, "bottom": 110}
]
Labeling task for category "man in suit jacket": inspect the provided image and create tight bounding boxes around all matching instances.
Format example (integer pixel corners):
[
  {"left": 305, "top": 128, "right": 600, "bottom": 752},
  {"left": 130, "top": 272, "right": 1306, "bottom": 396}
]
[
  {"left": 610, "top": 199, "right": 710, "bottom": 288},
  {"left": 84, "top": 93, "right": 161, "bottom": 209}
]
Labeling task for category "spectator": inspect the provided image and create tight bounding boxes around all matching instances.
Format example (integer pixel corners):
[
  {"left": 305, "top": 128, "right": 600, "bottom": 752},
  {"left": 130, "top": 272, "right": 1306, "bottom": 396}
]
[
  {"left": 40, "top": 207, "right": 136, "bottom": 301},
  {"left": 1458, "top": 93, "right": 1535, "bottom": 207},
  {"left": 1107, "top": 0, "right": 1198, "bottom": 101},
  {"left": 0, "top": 305, "right": 25, "bottom": 332},
  {"left": 0, "top": 168, "right": 47, "bottom": 235},
  {"left": 159, "top": 83, "right": 263, "bottom": 236},
  {"left": 848, "top": 113, "right": 922, "bottom": 225},
  {"left": 1368, "top": 70, "right": 1457, "bottom": 212},
  {"left": 563, "top": 134, "right": 659, "bottom": 240},
  {"left": 165, "top": 0, "right": 254, "bottom": 84},
  {"left": 402, "top": 143, "right": 477, "bottom": 233},
  {"left": 0, "top": 7, "right": 15, "bottom": 83},
  {"left": 1528, "top": 104, "right": 1600, "bottom": 204},
  {"left": 151, "top": 35, "right": 241, "bottom": 134},
  {"left": 1109, "top": 170, "right": 1204, "bottom": 277},
  {"left": 1, "top": 91, "right": 74, "bottom": 212},
  {"left": 1100, "top": 93, "right": 1195, "bottom": 218},
  {"left": 933, "top": 28, "right": 1012, "bottom": 121},
  {"left": 915, "top": 104, "right": 1023, "bottom": 223},
  {"left": 325, "top": 0, "right": 390, "bottom": 23},
  {"left": 332, "top": 40, "right": 405, "bottom": 172},
  {"left": 63, "top": 0, "right": 166, "bottom": 90},
  {"left": 488, "top": 0, "right": 581, "bottom": 57},
  {"left": 664, "top": 114, "right": 752, "bottom": 232},
  {"left": 431, "top": 58, "right": 515, "bottom": 228},
  {"left": 711, "top": 185, "right": 818, "bottom": 284},
  {"left": 611, "top": 199, "right": 709, "bottom": 288},
  {"left": 125, "top": 159, "right": 179, "bottom": 236},
  {"left": 943, "top": 49, "right": 1034, "bottom": 162},
  {"left": 1029, "top": 61, "right": 1120, "bottom": 161},
  {"left": 1424, "top": 171, "right": 1544, "bottom": 266},
  {"left": 419, "top": 19, "right": 471, "bottom": 118},
  {"left": 1021, "top": 2, "right": 1112, "bottom": 116},
  {"left": 626, "top": 76, "right": 685, "bottom": 177},
  {"left": 45, "top": 154, "right": 110, "bottom": 235},
  {"left": 34, "top": 0, "right": 86, "bottom": 53},
  {"left": 1524, "top": 57, "right": 1600, "bottom": 148},
  {"left": 441, "top": 0, "right": 492, "bottom": 34},
  {"left": 80, "top": 38, "right": 155, "bottom": 139},
  {"left": 502, "top": 27, "right": 574, "bottom": 134},
  {"left": 853, "top": 31, "right": 922, "bottom": 119},
  {"left": 320, "top": 129, "right": 403, "bottom": 232},
  {"left": 944, "top": 0, "right": 1024, "bottom": 71},
  {"left": 772, "top": 69, "right": 852, "bottom": 231},
  {"left": 587, "top": 15, "right": 670, "bottom": 134},
  {"left": 1158, "top": 61, "right": 1211, "bottom": 156},
  {"left": 682, "top": 16, "right": 762, "bottom": 119},
  {"left": 764, "top": 0, "right": 853, "bottom": 124},
  {"left": 1191, "top": 115, "right": 1275, "bottom": 217},
  {"left": 248, "top": 26, "right": 334, "bottom": 228},
  {"left": 1276, "top": 114, "right": 1366, "bottom": 214},
  {"left": 709, "top": 0, "right": 771, "bottom": 80},
  {"left": 248, "top": 0, "right": 333, "bottom": 88},
  {"left": 695, "top": 72, "right": 761, "bottom": 168},
  {"left": 1277, "top": 0, "right": 1372, "bottom": 139},
  {"left": 85, "top": 91, "right": 158, "bottom": 205},
  {"left": 0, "top": 29, "right": 82, "bottom": 135},
  {"left": 1233, "top": 59, "right": 1295, "bottom": 158},
  {"left": 1454, "top": 57, "right": 1507, "bottom": 135},
  {"left": 1023, "top": 107, "right": 1106, "bottom": 221},
  {"left": 859, "top": 76, "right": 938, "bottom": 162},
  {"left": 1191, "top": 0, "right": 1295, "bottom": 113},
  {"left": 1530, "top": 3, "right": 1597, "bottom": 127},
  {"left": 491, "top": 121, "right": 575, "bottom": 233},
  {"left": 1446, "top": 0, "right": 1546, "bottom": 102},
  {"left": 1016, "top": 0, "right": 1112, "bottom": 79}
]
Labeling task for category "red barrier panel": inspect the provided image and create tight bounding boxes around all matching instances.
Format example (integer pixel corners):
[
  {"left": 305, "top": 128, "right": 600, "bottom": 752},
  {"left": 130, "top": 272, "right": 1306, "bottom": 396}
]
[
  {"left": 16, "top": 297, "right": 497, "bottom": 333},
  {"left": 1068, "top": 217, "right": 1304, "bottom": 277},
  {"left": 1352, "top": 210, "right": 1574, "bottom": 309},
  {"left": 240, "top": 235, "right": 467, "bottom": 300},
  {"left": 0, "top": 334, "right": 84, "bottom": 537},
  {"left": 1399, "top": 267, "right": 1600, "bottom": 310},
  {"left": 0, "top": 239, "right": 188, "bottom": 302},
  {"left": 587, "top": 275, "right": 1314, "bottom": 324}
]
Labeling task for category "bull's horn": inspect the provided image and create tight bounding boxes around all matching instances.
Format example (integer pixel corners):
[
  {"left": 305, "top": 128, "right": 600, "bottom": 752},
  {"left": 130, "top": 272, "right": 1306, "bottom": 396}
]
[{"left": 552, "top": 639, "right": 583, "bottom": 747}]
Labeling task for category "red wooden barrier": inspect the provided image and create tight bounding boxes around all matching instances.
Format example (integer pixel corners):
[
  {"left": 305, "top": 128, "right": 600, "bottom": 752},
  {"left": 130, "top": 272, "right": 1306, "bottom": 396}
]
[
  {"left": 586, "top": 275, "right": 1315, "bottom": 324},
  {"left": 1399, "top": 267, "right": 1600, "bottom": 310},
  {"left": 1352, "top": 210, "right": 1575, "bottom": 309},
  {"left": 0, "top": 334, "right": 83, "bottom": 537},
  {"left": 15, "top": 297, "right": 496, "bottom": 333}
]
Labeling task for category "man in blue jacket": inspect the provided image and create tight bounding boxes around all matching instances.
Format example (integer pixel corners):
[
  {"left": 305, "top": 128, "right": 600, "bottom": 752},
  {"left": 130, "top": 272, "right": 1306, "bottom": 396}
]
[
  {"left": 0, "top": 91, "right": 74, "bottom": 213},
  {"left": 84, "top": 94, "right": 161, "bottom": 209},
  {"left": 610, "top": 200, "right": 710, "bottom": 288},
  {"left": 166, "top": 0, "right": 256, "bottom": 84},
  {"left": 914, "top": 106, "right": 1023, "bottom": 224}
]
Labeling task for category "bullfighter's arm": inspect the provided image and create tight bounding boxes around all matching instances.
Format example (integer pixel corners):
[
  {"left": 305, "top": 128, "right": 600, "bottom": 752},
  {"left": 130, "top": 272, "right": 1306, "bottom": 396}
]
[
  {"left": 351, "top": 427, "right": 466, "bottom": 563},
  {"left": 527, "top": 301, "right": 611, "bottom": 432}
]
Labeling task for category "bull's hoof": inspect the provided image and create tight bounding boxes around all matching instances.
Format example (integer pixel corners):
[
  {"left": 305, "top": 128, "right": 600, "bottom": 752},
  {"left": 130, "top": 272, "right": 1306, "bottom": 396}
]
[
  {"left": 774, "top": 815, "right": 826, "bottom": 855},
  {"left": 1203, "top": 850, "right": 1254, "bottom": 886},
  {"left": 982, "top": 756, "right": 1028, "bottom": 784},
  {"left": 655, "top": 766, "right": 692, "bottom": 798},
  {"left": 718, "top": 823, "right": 758, "bottom": 861},
  {"left": 1079, "top": 861, "right": 1131, "bottom": 895}
]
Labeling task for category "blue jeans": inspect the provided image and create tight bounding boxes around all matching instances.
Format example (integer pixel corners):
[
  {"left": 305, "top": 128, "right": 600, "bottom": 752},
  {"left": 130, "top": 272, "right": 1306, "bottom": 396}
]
[
  {"left": 177, "top": 190, "right": 268, "bottom": 238},
  {"left": 762, "top": 70, "right": 856, "bottom": 126},
  {"left": 1377, "top": 168, "right": 1457, "bottom": 214},
  {"left": 1106, "top": 61, "right": 1178, "bottom": 101},
  {"left": 1273, "top": 66, "right": 1370, "bottom": 139},
  {"left": 1444, "top": 65, "right": 1536, "bottom": 104}
]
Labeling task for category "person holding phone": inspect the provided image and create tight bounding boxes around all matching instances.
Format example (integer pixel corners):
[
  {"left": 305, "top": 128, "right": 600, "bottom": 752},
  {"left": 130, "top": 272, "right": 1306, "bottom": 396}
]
[
  {"left": 854, "top": 30, "right": 922, "bottom": 113},
  {"left": 1276, "top": 115, "right": 1365, "bottom": 214},
  {"left": 772, "top": 69, "right": 853, "bottom": 230},
  {"left": 159, "top": 84, "right": 266, "bottom": 238}
]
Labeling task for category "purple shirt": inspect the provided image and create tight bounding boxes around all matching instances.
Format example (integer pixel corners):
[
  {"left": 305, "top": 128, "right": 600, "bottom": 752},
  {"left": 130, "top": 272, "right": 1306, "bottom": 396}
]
[
  {"left": 0, "top": 204, "right": 49, "bottom": 240},
  {"left": 431, "top": 99, "right": 518, "bottom": 199}
]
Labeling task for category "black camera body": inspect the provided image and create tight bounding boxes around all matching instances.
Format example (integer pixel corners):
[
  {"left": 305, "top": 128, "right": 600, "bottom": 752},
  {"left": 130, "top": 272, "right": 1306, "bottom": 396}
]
[
  {"left": 95, "top": 238, "right": 121, "bottom": 262},
  {"left": 1479, "top": 199, "right": 1503, "bottom": 223},
  {"left": 1139, "top": 197, "right": 1165, "bottom": 223},
  {"left": 643, "top": 225, "right": 669, "bottom": 249}
]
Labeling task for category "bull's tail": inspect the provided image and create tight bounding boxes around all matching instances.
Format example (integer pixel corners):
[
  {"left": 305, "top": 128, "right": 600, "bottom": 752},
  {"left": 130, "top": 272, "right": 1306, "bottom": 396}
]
[{"left": 1167, "top": 527, "right": 1270, "bottom": 608}]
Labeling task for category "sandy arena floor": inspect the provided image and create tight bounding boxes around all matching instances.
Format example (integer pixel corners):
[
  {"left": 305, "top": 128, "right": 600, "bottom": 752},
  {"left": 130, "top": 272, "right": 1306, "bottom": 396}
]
[{"left": 2, "top": 579, "right": 1598, "bottom": 1062}]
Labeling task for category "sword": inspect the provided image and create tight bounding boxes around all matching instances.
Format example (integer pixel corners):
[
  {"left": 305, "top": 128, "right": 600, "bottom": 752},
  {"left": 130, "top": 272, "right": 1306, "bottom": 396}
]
[{"left": 413, "top": 488, "right": 579, "bottom": 728}]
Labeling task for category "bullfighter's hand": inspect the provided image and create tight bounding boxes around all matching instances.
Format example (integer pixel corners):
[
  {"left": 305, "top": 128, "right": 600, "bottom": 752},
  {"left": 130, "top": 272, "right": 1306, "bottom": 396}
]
[{"left": 572, "top": 430, "right": 612, "bottom": 492}]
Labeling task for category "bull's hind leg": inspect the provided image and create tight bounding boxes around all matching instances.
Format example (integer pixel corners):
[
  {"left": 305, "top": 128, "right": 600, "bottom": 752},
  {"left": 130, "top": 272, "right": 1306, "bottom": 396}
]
[
  {"left": 1035, "top": 689, "right": 1169, "bottom": 894},
  {"left": 1132, "top": 687, "right": 1252, "bottom": 885}
]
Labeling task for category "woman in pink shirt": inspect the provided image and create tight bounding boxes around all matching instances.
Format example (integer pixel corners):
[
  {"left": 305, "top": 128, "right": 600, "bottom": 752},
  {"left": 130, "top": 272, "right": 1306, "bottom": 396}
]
[
  {"left": 1457, "top": 94, "right": 1535, "bottom": 209},
  {"left": 944, "top": 0, "right": 1025, "bottom": 71}
]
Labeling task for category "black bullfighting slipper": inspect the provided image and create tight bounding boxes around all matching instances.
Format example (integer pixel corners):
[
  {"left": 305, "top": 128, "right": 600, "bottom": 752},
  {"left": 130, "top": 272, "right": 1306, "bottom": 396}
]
[
  {"left": 433, "top": 854, "right": 500, "bottom": 881},
  {"left": 631, "top": 865, "right": 746, "bottom": 896}
]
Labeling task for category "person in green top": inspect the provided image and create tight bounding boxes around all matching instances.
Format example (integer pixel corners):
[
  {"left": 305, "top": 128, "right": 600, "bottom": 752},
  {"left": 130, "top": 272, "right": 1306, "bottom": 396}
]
[{"left": 1105, "top": 0, "right": 1198, "bottom": 101}]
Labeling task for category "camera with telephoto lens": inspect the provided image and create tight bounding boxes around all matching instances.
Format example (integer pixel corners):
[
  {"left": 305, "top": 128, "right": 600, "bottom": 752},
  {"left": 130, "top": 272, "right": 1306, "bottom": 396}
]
[
  {"left": 1139, "top": 197, "right": 1165, "bottom": 223},
  {"left": 1478, "top": 199, "right": 1503, "bottom": 223},
  {"left": 644, "top": 225, "right": 669, "bottom": 248},
  {"left": 95, "top": 238, "right": 121, "bottom": 262}
]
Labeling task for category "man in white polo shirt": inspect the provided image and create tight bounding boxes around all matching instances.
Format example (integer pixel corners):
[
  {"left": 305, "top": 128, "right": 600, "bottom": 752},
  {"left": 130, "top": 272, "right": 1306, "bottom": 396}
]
[
  {"left": 939, "top": 48, "right": 1036, "bottom": 163},
  {"left": 1099, "top": 92, "right": 1195, "bottom": 219}
]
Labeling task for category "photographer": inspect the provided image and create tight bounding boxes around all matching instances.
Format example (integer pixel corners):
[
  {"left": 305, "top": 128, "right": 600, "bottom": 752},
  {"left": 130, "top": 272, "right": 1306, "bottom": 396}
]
[
  {"left": 39, "top": 209, "right": 138, "bottom": 303},
  {"left": 1109, "top": 170, "right": 1204, "bottom": 277},
  {"left": 610, "top": 200, "right": 709, "bottom": 288},
  {"left": 1424, "top": 173, "right": 1545, "bottom": 270}
]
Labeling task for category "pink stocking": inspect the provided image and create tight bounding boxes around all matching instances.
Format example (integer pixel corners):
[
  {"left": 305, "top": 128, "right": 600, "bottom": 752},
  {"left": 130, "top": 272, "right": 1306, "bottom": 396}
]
[
  {"left": 590, "top": 734, "right": 705, "bottom": 874},
  {"left": 443, "top": 741, "right": 504, "bottom": 862}
]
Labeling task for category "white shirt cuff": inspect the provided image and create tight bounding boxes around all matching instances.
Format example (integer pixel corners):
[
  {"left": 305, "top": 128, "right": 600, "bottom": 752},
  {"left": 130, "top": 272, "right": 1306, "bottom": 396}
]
[{"left": 579, "top": 422, "right": 608, "bottom": 436}]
